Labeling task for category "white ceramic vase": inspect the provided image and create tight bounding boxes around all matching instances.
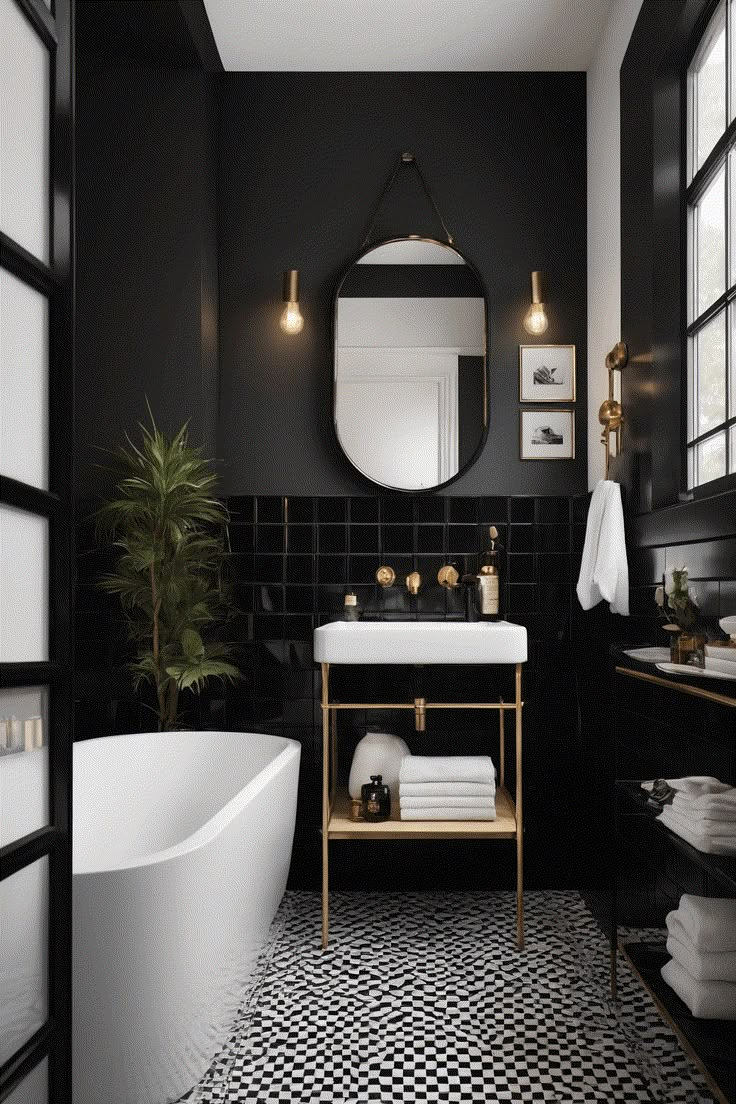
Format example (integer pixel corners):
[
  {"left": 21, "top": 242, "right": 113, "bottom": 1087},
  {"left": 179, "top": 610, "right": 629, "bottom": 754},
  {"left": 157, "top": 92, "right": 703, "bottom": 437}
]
[{"left": 348, "top": 731, "right": 410, "bottom": 803}]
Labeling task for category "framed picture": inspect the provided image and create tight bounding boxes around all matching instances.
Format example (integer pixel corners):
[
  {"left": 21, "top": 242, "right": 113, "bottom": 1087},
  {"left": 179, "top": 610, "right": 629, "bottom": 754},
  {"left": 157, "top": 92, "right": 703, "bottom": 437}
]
[
  {"left": 520, "top": 409, "right": 575, "bottom": 460},
  {"left": 519, "top": 344, "right": 576, "bottom": 402}
]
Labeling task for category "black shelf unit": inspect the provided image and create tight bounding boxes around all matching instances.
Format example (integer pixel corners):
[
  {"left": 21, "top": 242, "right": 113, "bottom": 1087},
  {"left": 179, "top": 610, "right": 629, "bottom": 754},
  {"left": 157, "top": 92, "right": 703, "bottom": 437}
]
[{"left": 621, "top": 941, "right": 736, "bottom": 1104}]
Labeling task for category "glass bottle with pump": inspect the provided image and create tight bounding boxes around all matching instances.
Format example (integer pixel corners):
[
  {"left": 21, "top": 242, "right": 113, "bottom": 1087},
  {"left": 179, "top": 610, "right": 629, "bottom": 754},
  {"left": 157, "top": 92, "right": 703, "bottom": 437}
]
[{"left": 478, "top": 526, "right": 503, "bottom": 621}]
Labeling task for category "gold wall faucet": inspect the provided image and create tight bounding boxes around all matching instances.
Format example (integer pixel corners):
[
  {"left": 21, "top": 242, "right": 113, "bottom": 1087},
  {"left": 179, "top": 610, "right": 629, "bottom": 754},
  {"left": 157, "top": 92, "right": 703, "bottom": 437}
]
[{"left": 406, "top": 571, "right": 421, "bottom": 595}]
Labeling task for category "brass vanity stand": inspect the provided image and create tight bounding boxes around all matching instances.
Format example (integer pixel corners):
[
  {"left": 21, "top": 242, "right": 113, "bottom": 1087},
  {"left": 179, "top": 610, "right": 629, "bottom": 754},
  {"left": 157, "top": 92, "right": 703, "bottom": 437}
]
[{"left": 320, "top": 661, "right": 525, "bottom": 950}]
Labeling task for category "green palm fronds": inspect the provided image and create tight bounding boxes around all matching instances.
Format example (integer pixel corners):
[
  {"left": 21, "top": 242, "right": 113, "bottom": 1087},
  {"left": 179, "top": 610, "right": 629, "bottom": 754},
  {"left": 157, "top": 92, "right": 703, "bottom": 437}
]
[{"left": 96, "top": 413, "right": 239, "bottom": 730}]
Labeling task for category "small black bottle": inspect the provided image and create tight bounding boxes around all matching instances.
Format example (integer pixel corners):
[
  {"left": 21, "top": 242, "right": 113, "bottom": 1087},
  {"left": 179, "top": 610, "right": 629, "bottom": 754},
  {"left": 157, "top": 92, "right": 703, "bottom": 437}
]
[
  {"left": 361, "top": 775, "right": 391, "bottom": 822},
  {"left": 478, "top": 526, "right": 504, "bottom": 621}
]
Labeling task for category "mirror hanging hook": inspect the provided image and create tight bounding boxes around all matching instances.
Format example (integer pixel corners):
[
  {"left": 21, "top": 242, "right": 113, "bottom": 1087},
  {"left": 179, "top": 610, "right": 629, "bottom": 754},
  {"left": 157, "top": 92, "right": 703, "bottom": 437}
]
[{"left": 360, "top": 151, "right": 455, "bottom": 249}]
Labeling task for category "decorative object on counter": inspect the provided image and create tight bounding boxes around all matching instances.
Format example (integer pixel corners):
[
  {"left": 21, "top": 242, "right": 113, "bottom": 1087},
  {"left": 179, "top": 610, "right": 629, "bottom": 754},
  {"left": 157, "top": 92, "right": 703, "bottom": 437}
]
[
  {"left": 361, "top": 775, "right": 391, "bottom": 822},
  {"left": 279, "top": 269, "right": 304, "bottom": 335},
  {"left": 641, "top": 777, "right": 736, "bottom": 855},
  {"left": 399, "top": 755, "right": 496, "bottom": 820},
  {"left": 348, "top": 729, "right": 410, "bottom": 804},
  {"left": 95, "top": 412, "right": 240, "bottom": 731},
  {"left": 661, "top": 895, "right": 736, "bottom": 1020},
  {"left": 478, "top": 526, "right": 503, "bottom": 621},
  {"left": 598, "top": 340, "right": 628, "bottom": 478},
  {"left": 655, "top": 568, "right": 705, "bottom": 668},
  {"left": 349, "top": 797, "right": 363, "bottom": 822},
  {"left": 576, "top": 479, "right": 629, "bottom": 615},
  {"left": 522, "top": 270, "right": 549, "bottom": 335},
  {"left": 343, "top": 593, "right": 360, "bottom": 621},
  {"left": 519, "top": 343, "right": 575, "bottom": 401},
  {"left": 519, "top": 409, "right": 574, "bottom": 460},
  {"left": 375, "top": 565, "right": 395, "bottom": 588},
  {"left": 645, "top": 778, "right": 676, "bottom": 809}
]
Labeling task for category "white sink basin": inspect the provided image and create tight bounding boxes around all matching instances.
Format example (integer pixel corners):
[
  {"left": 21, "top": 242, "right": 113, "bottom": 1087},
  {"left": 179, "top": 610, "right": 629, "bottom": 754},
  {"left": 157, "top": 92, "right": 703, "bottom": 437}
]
[{"left": 313, "top": 620, "right": 527, "bottom": 665}]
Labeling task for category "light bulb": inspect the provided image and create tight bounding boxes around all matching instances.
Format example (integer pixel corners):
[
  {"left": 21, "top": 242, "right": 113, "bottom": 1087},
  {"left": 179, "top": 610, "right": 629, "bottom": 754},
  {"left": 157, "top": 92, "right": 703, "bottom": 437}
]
[
  {"left": 280, "top": 301, "right": 304, "bottom": 334},
  {"left": 523, "top": 301, "right": 548, "bottom": 335}
]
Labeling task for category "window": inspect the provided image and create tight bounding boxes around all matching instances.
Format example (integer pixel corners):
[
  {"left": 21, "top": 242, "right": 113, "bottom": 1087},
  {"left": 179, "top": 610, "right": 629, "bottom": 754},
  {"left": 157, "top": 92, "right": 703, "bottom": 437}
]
[{"left": 686, "top": 0, "right": 735, "bottom": 488}]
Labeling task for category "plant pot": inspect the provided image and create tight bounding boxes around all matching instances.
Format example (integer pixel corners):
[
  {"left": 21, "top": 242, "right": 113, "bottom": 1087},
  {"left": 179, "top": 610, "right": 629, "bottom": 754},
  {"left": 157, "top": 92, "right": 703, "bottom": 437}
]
[{"left": 670, "top": 631, "right": 706, "bottom": 669}]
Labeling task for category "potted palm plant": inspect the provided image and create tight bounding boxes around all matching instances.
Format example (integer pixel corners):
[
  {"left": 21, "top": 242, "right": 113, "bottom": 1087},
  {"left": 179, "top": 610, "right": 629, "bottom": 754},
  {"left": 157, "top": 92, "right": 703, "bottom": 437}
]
[{"left": 96, "top": 415, "right": 239, "bottom": 730}]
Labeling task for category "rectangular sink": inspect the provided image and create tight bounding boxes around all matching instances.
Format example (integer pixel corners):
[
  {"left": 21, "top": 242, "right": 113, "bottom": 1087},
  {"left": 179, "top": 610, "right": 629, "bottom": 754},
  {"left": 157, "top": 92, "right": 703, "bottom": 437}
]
[{"left": 313, "top": 621, "right": 527, "bottom": 665}]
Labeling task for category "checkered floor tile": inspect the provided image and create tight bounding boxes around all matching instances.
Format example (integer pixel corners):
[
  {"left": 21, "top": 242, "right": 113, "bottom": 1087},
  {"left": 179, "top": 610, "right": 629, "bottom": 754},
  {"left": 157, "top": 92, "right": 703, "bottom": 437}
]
[{"left": 185, "top": 891, "right": 714, "bottom": 1103}]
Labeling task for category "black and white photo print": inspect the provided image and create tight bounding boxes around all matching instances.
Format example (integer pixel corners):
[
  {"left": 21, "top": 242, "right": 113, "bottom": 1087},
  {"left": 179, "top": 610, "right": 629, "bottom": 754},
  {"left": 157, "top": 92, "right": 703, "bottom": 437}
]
[
  {"left": 519, "top": 344, "right": 576, "bottom": 402},
  {"left": 520, "top": 409, "right": 575, "bottom": 459}
]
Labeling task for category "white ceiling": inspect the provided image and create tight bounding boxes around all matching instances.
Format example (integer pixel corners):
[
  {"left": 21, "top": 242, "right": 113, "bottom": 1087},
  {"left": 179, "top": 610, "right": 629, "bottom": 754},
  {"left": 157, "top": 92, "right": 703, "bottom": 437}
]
[{"left": 203, "top": 0, "right": 615, "bottom": 72}]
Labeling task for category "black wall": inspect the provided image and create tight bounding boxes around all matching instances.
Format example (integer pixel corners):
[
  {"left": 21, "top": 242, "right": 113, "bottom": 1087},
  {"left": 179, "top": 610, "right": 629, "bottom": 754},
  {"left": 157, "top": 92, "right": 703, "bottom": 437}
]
[
  {"left": 75, "top": 53, "right": 219, "bottom": 496},
  {"left": 217, "top": 73, "right": 588, "bottom": 497}
]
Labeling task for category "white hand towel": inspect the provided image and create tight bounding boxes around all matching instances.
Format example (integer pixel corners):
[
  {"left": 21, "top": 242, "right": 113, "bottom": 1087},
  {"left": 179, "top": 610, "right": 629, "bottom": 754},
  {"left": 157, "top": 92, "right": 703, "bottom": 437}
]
[
  {"left": 399, "top": 756, "right": 495, "bottom": 786},
  {"left": 661, "top": 957, "right": 736, "bottom": 1019},
  {"left": 400, "top": 795, "right": 496, "bottom": 809},
  {"left": 666, "top": 915, "right": 736, "bottom": 982},
  {"left": 399, "top": 781, "right": 496, "bottom": 798},
  {"left": 659, "top": 806, "right": 736, "bottom": 840},
  {"left": 400, "top": 807, "right": 496, "bottom": 821},
  {"left": 658, "top": 808, "right": 736, "bottom": 854},
  {"left": 675, "top": 896, "right": 736, "bottom": 953},
  {"left": 576, "top": 479, "right": 629, "bottom": 615}
]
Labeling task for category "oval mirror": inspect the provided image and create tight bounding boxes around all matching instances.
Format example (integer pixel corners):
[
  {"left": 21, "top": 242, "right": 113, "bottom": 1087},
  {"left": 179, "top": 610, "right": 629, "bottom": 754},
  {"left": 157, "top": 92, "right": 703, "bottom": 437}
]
[{"left": 334, "top": 237, "right": 488, "bottom": 491}]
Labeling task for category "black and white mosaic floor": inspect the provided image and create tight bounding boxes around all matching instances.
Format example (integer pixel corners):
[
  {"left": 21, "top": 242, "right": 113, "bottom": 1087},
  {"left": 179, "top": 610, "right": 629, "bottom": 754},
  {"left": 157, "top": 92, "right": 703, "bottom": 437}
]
[{"left": 188, "top": 891, "right": 713, "bottom": 1103}]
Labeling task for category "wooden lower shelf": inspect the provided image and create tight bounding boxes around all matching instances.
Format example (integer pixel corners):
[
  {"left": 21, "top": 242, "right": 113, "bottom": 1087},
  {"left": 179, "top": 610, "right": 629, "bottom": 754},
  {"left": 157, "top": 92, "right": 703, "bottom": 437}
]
[
  {"left": 621, "top": 941, "right": 736, "bottom": 1104},
  {"left": 327, "top": 785, "right": 517, "bottom": 840}
]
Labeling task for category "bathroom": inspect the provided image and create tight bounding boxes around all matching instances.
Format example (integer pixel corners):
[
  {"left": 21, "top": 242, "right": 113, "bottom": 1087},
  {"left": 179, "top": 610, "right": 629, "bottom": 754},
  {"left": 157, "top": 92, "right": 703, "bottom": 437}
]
[{"left": 2, "top": 0, "right": 736, "bottom": 1100}]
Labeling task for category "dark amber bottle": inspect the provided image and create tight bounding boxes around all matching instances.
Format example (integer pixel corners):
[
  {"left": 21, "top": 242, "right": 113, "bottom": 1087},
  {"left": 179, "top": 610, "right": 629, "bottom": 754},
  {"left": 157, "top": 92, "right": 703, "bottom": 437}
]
[{"left": 361, "top": 775, "right": 391, "bottom": 821}]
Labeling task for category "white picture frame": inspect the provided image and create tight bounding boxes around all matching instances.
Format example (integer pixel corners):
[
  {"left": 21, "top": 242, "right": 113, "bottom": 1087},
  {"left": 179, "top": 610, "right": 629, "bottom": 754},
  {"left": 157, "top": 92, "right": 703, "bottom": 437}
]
[
  {"left": 520, "top": 409, "right": 575, "bottom": 460},
  {"left": 519, "top": 344, "right": 576, "bottom": 403}
]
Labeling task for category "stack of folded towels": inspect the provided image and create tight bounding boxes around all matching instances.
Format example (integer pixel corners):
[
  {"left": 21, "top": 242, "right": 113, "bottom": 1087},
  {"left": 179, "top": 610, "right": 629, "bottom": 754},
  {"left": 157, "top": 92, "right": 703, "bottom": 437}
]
[
  {"left": 641, "top": 776, "right": 736, "bottom": 855},
  {"left": 399, "top": 755, "right": 496, "bottom": 820},
  {"left": 661, "top": 894, "right": 736, "bottom": 1020}
]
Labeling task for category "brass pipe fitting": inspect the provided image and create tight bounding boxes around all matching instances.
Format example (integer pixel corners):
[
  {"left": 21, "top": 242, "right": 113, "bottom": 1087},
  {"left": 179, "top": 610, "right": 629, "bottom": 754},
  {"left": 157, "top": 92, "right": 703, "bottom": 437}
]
[
  {"left": 406, "top": 571, "right": 421, "bottom": 595},
  {"left": 376, "top": 565, "right": 396, "bottom": 587},
  {"left": 414, "top": 697, "right": 426, "bottom": 732}
]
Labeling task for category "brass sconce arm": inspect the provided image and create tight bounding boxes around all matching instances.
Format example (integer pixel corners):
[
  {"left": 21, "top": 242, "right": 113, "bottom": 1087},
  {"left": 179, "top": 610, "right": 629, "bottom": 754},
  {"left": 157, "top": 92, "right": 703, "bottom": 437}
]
[{"left": 599, "top": 341, "right": 628, "bottom": 479}]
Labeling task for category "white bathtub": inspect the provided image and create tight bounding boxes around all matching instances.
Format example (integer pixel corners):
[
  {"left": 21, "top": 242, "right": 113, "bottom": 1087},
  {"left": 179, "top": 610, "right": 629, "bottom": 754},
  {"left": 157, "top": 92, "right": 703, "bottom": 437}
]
[{"left": 72, "top": 730, "right": 300, "bottom": 1104}]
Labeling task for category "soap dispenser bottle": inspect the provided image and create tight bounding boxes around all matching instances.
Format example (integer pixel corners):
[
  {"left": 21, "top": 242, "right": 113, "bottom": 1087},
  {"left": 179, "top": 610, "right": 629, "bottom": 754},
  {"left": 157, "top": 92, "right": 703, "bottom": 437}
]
[{"left": 478, "top": 526, "right": 504, "bottom": 621}]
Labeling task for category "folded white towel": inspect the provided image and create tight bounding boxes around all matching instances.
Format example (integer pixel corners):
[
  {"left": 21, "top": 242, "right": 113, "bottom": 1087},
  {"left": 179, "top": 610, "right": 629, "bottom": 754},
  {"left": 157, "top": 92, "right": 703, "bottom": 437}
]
[
  {"left": 576, "top": 479, "right": 628, "bottom": 616},
  {"left": 672, "top": 791, "right": 736, "bottom": 820},
  {"left": 676, "top": 896, "right": 736, "bottom": 953},
  {"left": 642, "top": 777, "right": 732, "bottom": 796},
  {"left": 399, "top": 756, "right": 495, "bottom": 786},
  {"left": 660, "top": 806, "right": 736, "bottom": 840},
  {"left": 399, "top": 781, "right": 496, "bottom": 798},
  {"left": 400, "top": 807, "right": 496, "bottom": 821},
  {"left": 661, "top": 957, "right": 736, "bottom": 1019},
  {"left": 400, "top": 795, "right": 496, "bottom": 810},
  {"left": 666, "top": 915, "right": 736, "bottom": 982},
  {"left": 658, "top": 808, "right": 736, "bottom": 854}
]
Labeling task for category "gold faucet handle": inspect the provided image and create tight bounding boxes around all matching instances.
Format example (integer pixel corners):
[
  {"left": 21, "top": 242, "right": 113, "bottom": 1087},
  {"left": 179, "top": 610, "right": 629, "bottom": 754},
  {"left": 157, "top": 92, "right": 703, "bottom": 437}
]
[
  {"left": 406, "top": 571, "right": 421, "bottom": 595},
  {"left": 437, "top": 564, "right": 460, "bottom": 589},
  {"left": 376, "top": 565, "right": 396, "bottom": 588}
]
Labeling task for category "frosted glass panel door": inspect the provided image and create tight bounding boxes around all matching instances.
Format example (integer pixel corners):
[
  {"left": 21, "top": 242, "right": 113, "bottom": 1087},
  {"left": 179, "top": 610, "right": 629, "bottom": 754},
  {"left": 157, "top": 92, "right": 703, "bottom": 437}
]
[
  {"left": 0, "top": 0, "right": 73, "bottom": 1100},
  {"left": 0, "top": 0, "right": 51, "bottom": 262}
]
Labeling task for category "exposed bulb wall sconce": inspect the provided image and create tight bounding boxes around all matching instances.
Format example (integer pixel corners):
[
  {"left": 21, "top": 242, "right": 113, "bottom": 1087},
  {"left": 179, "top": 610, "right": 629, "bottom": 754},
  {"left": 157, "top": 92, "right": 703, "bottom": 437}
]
[
  {"left": 280, "top": 269, "right": 304, "bottom": 335},
  {"left": 523, "top": 270, "right": 549, "bottom": 335},
  {"left": 598, "top": 340, "right": 629, "bottom": 478}
]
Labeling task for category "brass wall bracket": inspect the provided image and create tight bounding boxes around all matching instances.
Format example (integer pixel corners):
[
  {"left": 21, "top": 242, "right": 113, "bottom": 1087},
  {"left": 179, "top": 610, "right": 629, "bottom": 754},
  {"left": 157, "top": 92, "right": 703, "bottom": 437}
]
[
  {"left": 414, "top": 697, "right": 426, "bottom": 731},
  {"left": 438, "top": 564, "right": 460, "bottom": 589},
  {"left": 599, "top": 340, "right": 629, "bottom": 478},
  {"left": 406, "top": 571, "right": 421, "bottom": 595}
]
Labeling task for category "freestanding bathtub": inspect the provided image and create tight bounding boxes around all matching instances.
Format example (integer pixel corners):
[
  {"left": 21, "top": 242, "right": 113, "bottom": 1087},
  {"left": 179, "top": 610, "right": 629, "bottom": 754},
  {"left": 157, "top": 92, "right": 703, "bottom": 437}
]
[{"left": 72, "top": 730, "right": 300, "bottom": 1104}]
